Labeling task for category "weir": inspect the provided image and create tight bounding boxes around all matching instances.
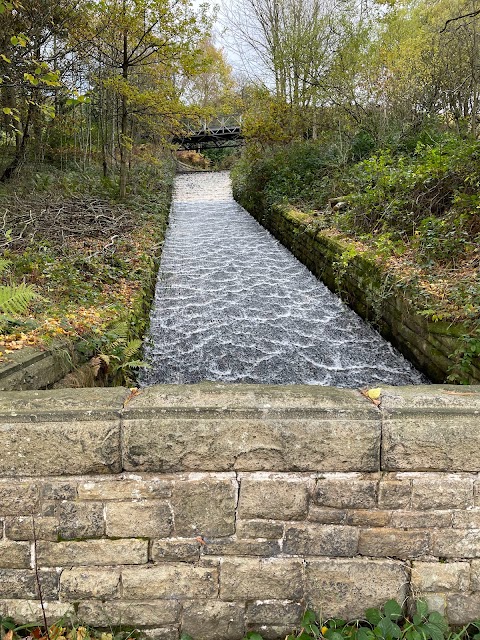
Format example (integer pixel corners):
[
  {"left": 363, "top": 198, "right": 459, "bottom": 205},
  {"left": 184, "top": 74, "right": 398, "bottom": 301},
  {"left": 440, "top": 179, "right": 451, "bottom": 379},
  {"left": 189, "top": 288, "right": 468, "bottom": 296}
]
[
  {"left": 2, "top": 173, "right": 479, "bottom": 638},
  {"left": 142, "top": 172, "right": 425, "bottom": 387}
]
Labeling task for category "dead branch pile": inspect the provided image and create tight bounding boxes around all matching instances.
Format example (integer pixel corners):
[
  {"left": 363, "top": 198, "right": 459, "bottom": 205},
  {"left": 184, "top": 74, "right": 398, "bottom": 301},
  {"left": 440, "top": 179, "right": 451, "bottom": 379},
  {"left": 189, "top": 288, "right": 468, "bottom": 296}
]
[{"left": 0, "top": 193, "right": 134, "bottom": 252}]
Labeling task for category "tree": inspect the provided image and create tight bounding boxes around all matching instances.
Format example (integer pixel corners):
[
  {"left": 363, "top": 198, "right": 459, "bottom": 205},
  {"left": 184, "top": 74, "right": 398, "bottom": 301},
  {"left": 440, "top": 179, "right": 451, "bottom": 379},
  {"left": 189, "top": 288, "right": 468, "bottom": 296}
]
[
  {"left": 0, "top": 0, "right": 73, "bottom": 181},
  {"left": 79, "top": 0, "right": 211, "bottom": 197},
  {"left": 180, "top": 38, "right": 239, "bottom": 115}
]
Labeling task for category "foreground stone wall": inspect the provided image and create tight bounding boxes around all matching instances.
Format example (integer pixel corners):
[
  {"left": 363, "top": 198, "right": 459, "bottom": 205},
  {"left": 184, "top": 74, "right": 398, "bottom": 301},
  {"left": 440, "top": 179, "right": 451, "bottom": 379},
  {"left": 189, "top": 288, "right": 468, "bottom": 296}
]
[
  {"left": 232, "top": 198, "right": 480, "bottom": 384},
  {"left": 1, "top": 384, "right": 480, "bottom": 639}
]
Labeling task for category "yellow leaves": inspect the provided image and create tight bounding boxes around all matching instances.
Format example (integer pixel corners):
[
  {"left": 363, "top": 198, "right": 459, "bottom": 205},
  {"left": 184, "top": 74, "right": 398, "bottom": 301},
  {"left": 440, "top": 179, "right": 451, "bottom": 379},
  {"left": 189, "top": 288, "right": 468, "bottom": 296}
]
[
  {"left": 361, "top": 388, "right": 382, "bottom": 406},
  {"left": 367, "top": 388, "right": 382, "bottom": 400},
  {"left": 11, "top": 33, "right": 28, "bottom": 47}
]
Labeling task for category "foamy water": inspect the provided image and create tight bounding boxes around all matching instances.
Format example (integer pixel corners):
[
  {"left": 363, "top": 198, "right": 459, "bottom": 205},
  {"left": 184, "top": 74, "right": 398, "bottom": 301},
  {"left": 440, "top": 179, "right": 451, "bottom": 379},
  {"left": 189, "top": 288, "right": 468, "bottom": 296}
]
[{"left": 141, "top": 172, "right": 425, "bottom": 387}]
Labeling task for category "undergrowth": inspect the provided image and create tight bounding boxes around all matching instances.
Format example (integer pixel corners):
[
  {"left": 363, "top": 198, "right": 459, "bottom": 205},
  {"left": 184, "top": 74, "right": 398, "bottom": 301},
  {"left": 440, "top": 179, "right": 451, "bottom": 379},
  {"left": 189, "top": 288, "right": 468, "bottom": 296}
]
[
  {"left": 2, "top": 600, "right": 480, "bottom": 640},
  {"left": 232, "top": 133, "right": 480, "bottom": 382},
  {"left": 0, "top": 156, "right": 175, "bottom": 386}
]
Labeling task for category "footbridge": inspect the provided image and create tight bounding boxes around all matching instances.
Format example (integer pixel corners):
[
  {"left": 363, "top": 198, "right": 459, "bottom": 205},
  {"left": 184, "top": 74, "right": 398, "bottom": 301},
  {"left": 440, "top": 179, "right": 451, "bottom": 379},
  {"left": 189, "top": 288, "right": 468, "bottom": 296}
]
[{"left": 172, "top": 114, "right": 243, "bottom": 150}]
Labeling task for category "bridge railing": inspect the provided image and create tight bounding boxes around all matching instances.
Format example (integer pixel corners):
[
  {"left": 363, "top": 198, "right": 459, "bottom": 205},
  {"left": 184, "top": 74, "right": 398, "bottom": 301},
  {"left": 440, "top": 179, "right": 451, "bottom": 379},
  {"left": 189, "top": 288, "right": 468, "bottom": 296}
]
[{"left": 182, "top": 114, "right": 242, "bottom": 135}]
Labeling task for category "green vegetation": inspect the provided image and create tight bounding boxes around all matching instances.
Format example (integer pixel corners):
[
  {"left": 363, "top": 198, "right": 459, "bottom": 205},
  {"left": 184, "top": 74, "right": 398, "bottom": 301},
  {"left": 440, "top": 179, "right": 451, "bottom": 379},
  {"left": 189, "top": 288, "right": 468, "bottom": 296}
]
[
  {"left": 0, "top": 0, "right": 240, "bottom": 385},
  {"left": 3, "top": 600, "right": 480, "bottom": 640},
  {"left": 232, "top": 134, "right": 480, "bottom": 381},
  {"left": 228, "top": 0, "right": 480, "bottom": 382},
  {"left": 0, "top": 159, "right": 174, "bottom": 384}
]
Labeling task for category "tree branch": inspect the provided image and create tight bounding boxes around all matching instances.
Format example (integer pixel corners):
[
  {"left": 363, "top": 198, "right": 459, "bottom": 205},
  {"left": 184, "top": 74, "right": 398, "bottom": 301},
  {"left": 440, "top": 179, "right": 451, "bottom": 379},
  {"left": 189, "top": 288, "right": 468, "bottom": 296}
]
[{"left": 441, "top": 9, "right": 480, "bottom": 33}]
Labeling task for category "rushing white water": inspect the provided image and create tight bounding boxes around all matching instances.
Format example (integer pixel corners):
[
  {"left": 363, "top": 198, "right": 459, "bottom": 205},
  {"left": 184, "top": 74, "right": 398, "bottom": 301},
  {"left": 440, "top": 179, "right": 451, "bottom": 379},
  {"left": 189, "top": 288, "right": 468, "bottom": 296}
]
[{"left": 141, "top": 172, "right": 426, "bottom": 387}]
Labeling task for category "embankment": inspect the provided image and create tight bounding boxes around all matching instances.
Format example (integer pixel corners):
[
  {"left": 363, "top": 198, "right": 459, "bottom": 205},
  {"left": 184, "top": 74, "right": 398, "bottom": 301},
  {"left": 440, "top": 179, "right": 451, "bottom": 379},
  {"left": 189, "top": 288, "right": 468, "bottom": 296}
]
[
  {"left": 1, "top": 384, "right": 480, "bottom": 638},
  {"left": 232, "top": 197, "right": 480, "bottom": 385}
]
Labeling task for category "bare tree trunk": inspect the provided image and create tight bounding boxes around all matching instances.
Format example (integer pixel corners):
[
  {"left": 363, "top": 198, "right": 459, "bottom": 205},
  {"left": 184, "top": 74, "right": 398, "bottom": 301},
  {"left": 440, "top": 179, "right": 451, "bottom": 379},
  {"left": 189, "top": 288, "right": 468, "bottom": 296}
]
[
  {"left": 0, "top": 100, "right": 33, "bottom": 182},
  {"left": 119, "top": 4, "right": 129, "bottom": 199}
]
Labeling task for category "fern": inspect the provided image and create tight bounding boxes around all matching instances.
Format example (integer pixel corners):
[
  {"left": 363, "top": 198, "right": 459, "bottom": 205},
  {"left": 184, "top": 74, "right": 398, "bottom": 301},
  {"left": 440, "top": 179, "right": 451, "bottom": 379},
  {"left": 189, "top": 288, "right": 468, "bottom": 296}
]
[
  {"left": 106, "top": 321, "right": 129, "bottom": 340},
  {"left": 123, "top": 339, "right": 143, "bottom": 360},
  {"left": 0, "top": 283, "right": 38, "bottom": 315},
  {"left": 0, "top": 259, "right": 11, "bottom": 273}
]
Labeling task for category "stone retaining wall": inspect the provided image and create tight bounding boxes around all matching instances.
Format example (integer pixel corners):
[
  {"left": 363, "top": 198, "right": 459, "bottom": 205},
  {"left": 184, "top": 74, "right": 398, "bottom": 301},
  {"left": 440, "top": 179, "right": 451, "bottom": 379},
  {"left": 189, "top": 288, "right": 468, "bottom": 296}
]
[
  {"left": 232, "top": 198, "right": 480, "bottom": 384},
  {"left": 1, "top": 384, "right": 480, "bottom": 638}
]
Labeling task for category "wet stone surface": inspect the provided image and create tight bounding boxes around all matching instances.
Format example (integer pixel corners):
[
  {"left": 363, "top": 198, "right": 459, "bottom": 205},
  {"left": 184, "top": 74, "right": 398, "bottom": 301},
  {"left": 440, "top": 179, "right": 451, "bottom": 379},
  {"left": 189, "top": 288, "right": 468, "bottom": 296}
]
[{"left": 142, "top": 172, "right": 425, "bottom": 387}]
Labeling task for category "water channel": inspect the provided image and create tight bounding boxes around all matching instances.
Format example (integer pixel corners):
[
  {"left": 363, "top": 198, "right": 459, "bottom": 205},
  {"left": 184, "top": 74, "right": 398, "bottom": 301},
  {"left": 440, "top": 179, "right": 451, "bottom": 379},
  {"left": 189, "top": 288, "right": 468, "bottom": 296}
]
[{"left": 141, "top": 172, "right": 425, "bottom": 387}]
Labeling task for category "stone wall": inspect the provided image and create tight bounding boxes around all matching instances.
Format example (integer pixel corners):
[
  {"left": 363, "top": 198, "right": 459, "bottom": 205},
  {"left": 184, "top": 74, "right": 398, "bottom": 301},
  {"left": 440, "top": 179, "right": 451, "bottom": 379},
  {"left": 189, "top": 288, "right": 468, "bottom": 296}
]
[
  {"left": 232, "top": 198, "right": 480, "bottom": 385},
  {"left": 1, "top": 384, "right": 480, "bottom": 639}
]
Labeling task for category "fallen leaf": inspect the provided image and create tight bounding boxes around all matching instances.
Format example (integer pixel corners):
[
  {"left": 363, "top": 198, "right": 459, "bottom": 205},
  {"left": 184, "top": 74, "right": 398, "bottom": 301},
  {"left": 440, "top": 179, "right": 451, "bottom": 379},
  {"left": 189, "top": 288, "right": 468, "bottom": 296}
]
[{"left": 361, "top": 388, "right": 382, "bottom": 406}]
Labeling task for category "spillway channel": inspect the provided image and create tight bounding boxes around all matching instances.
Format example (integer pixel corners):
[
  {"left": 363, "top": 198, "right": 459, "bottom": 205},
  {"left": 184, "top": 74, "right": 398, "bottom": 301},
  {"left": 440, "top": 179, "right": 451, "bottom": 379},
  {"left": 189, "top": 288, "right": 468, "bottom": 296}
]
[{"left": 141, "top": 172, "right": 425, "bottom": 387}]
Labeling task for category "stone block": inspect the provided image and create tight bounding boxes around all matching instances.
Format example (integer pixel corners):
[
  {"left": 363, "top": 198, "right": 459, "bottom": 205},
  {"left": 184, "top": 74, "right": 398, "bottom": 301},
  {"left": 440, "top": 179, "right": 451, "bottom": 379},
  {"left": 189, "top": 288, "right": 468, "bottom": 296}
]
[
  {"left": 77, "top": 600, "right": 180, "bottom": 627},
  {"left": 306, "top": 558, "right": 408, "bottom": 620},
  {"left": 0, "top": 569, "right": 58, "bottom": 599},
  {"left": 474, "top": 481, "right": 480, "bottom": 506},
  {"left": 182, "top": 601, "right": 245, "bottom": 640},
  {"left": 36, "top": 570, "right": 60, "bottom": 600},
  {"left": 245, "top": 600, "right": 302, "bottom": 626},
  {"left": 203, "top": 539, "right": 281, "bottom": 557},
  {"left": 308, "top": 507, "right": 346, "bottom": 524},
  {"left": 0, "top": 540, "right": 31, "bottom": 568},
  {"left": 0, "top": 421, "right": 121, "bottom": 476},
  {"left": 106, "top": 501, "right": 173, "bottom": 538},
  {"left": 0, "top": 482, "right": 38, "bottom": 515},
  {"left": 5, "top": 516, "right": 59, "bottom": 541},
  {"left": 151, "top": 540, "right": 201, "bottom": 563},
  {"left": 238, "top": 474, "right": 309, "bottom": 520},
  {"left": 78, "top": 478, "right": 173, "bottom": 501},
  {"left": 236, "top": 520, "right": 284, "bottom": 539},
  {"left": 447, "top": 593, "right": 480, "bottom": 625},
  {"left": 314, "top": 476, "right": 377, "bottom": 509},
  {"left": 390, "top": 511, "right": 452, "bottom": 529},
  {"left": 411, "top": 475, "right": 474, "bottom": 510},
  {"left": 37, "top": 539, "right": 148, "bottom": 566},
  {"left": 284, "top": 524, "right": 358, "bottom": 556},
  {"left": 358, "top": 528, "right": 430, "bottom": 558},
  {"left": 122, "top": 564, "right": 219, "bottom": 599},
  {"left": 380, "top": 386, "right": 480, "bottom": 411},
  {"left": 57, "top": 501, "right": 104, "bottom": 539},
  {"left": 41, "top": 482, "right": 77, "bottom": 500},
  {"left": 0, "top": 570, "right": 37, "bottom": 599},
  {"left": 138, "top": 628, "right": 179, "bottom": 640},
  {"left": 249, "top": 625, "right": 295, "bottom": 640},
  {"left": 452, "top": 511, "right": 480, "bottom": 528},
  {"left": 60, "top": 567, "right": 120, "bottom": 600},
  {"left": 378, "top": 479, "right": 411, "bottom": 509},
  {"left": 433, "top": 530, "right": 480, "bottom": 558},
  {"left": 420, "top": 594, "right": 446, "bottom": 617},
  {"left": 0, "top": 599, "right": 74, "bottom": 625},
  {"left": 382, "top": 415, "right": 480, "bottom": 472},
  {"left": 347, "top": 511, "right": 391, "bottom": 527},
  {"left": 172, "top": 475, "right": 237, "bottom": 537},
  {"left": 411, "top": 561, "right": 470, "bottom": 592},
  {"left": 124, "top": 416, "right": 380, "bottom": 473},
  {"left": 469, "top": 559, "right": 480, "bottom": 590},
  {"left": 123, "top": 385, "right": 380, "bottom": 472},
  {"left": 220, "top": 557, "right": 303, "bottom": 601}
]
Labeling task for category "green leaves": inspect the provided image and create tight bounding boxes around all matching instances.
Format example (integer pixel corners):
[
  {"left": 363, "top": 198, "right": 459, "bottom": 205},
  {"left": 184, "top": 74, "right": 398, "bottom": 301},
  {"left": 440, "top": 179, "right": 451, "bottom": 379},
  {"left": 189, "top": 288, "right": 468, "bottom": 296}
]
[
  {"left": 0, "top": 283, "right": 39, "bottom": 316},
  {"left": 11, "top": 33, "right": 29, "bottom": 47},
  {"left": 0, "top": 1, "right": 14, "bottom": 13},
  {"left": 234, "top": 599, "right": 463, "bottom": 640}
]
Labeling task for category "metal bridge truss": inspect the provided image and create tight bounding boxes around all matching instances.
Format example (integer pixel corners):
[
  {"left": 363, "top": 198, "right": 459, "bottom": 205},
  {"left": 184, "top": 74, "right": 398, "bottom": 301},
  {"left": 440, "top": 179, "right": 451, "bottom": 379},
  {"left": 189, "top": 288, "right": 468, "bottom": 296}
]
[{"left": 172, "top": 115, "right": 243, "bottom": 150}]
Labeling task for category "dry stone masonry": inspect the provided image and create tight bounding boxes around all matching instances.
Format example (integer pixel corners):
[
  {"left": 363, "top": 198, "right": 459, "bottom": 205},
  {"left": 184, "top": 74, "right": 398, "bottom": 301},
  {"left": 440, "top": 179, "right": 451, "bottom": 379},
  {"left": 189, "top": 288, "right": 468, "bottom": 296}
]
[{"left": 0, "top": 384, "right": 480, "bottom": 639}]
